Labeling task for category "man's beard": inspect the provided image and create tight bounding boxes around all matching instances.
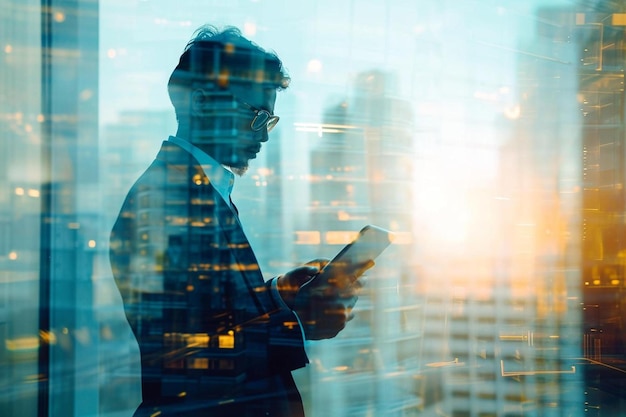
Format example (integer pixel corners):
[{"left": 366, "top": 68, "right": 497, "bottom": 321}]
[{"left": 230, "top": 165, "right": 248, "bottom": 176}]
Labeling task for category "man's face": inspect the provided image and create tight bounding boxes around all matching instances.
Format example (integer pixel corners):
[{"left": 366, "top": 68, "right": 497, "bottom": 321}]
[{"left": 190, "top": 83, "right": 277, "bottom": 176}]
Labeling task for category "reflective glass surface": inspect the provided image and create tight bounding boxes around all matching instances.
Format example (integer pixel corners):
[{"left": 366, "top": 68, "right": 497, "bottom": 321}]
[{"left": 3, "top": 1, "right": 626, "bottom": 416}]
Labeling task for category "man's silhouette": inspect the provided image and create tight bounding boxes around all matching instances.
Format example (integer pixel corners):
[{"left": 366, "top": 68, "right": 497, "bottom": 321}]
[{"left": 110, "top": 25, "right": 367, "bottom": 417}]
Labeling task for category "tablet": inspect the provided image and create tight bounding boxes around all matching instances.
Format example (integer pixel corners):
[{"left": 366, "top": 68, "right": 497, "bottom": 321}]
[{"left": 319, "top": 225, "right": 394, "bottom": 289}]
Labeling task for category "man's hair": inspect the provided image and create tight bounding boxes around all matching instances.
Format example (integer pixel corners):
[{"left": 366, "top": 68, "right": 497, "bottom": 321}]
[{"left": 168, "top": 25, "right": 290, "bottom": 118}]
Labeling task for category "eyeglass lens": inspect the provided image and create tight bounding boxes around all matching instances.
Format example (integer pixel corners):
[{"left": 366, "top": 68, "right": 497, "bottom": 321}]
[{"left": 251, "top": 110, "right": 279, "bottom": 132}]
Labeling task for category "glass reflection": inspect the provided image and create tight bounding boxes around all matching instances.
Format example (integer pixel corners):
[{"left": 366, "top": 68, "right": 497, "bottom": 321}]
[{"left": 3, "top": 1, "right": 626, "bottom": 416}]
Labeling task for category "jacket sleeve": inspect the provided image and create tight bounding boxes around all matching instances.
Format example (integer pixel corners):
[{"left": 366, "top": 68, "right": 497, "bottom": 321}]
[{"left": 264, "top": 277, "right": 309, "bottom": 372}]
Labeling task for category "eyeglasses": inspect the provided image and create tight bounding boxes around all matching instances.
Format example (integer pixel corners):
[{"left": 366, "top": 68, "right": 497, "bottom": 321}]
[{"left": 234, "top": 97, "right": 280, "bottom": 132}]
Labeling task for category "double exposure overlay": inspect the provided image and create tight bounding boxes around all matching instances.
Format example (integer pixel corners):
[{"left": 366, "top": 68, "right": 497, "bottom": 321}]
[{"left": 3, "top": 1, "right": 626, "bottom": 416}]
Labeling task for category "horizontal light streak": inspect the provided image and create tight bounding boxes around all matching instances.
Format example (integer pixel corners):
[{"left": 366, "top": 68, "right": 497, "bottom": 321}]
[{"left": 500, "top": 360, "right": 576, "bottom": 377}]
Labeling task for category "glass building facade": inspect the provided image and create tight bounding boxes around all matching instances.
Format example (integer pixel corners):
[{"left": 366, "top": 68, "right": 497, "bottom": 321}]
[{"left": 3, "top": 0, "right": 626, "bottom": 416}]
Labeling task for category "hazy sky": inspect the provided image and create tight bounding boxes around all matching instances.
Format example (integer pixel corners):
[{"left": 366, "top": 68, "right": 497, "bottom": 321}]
[{"left": 99, "top": 0, "right": 569, "bottom": 126}]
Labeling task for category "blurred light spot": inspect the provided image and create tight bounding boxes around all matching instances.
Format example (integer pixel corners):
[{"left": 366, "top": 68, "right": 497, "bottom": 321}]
[
  {"left": 80, "top": 89, "right": 93, "bottom": 101},
  {"left": 27, "top": 189, "right": 40, "bottom": 197},
  {"left": 294, "top": 231, "right": 321, "bottom": 245},
  {"left": 107, "top": 49, "right": 116, "bottom": 59},
  {"left": 74, "top": 328, "right": 91, "bottom": 345},
  {"left": 15, "top": 187, "right": 24, "bottom": 196},
  {"left": 593, "top": 279, "right": 601, "bottom": 285},
  {"left": 391, "top": 232, "right": 412, "bottom": 245},
  {"left": 37, "top": 114, "right": 45, "bottom": 123},
  {"left": 337, "top": 211, "right": 351, "bottom": 221},
  {"left": 504, "top": 104, "right": 521, "bottom": 120},
  {"left": 88, "top": 240, "right": 96, "bottom": 248},
  {"left": 218, "top": 334, "right": 235, "bottom": 349},
  {"left": 4, "top": 44, "right": 12, "bottom": 54},
  {"left": 243, "top": 22, "right": 257, "bottom": 36},
  {"left": 101, "top": 325, "right": 113, "bottom": 340},
  {"left": 326, "top": 230, "right": 358, "bottom": 245},
  {"left": 68, "top": 222, "right": 80, "bottom": 229},
  {"left": 24, "top": 124, "right": 32, "bottom": 133},
  {"left": 307, "top": 59, "right": 322, "bottom": 73},
  {"left": 8, "top": 251, "right": 18, "bottom": 260},
  {"left": 54, "top": 12, "right": 65, "bottom": 23},
  {"left": 40, "top": 330, "right": 57, "bottom": 344},
  {"left": 5, "top": 336, "right": 38, "bottom": 351},
  {"left": 612, "top": 279, "right": 620, "bottom": 285}
]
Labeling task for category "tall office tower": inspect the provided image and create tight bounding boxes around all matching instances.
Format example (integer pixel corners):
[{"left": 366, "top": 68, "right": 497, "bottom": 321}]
[
  {"left": 294, "top": 70, "right": 421, "bottom": 416},
  {"left": 1, "top": 2, "right": 100, "bottom": 417},
  {"left": 510, "top": 4, "right": 626, "bottom": 414},
  {"left": 0, "top": 3, "right": 45, "bottom": 416},
  {"left": 570, "top": 6, "right": 626, "bottom": 413},
  {"left": 40, "top": 2, "right": 101, "bottom": 417}
]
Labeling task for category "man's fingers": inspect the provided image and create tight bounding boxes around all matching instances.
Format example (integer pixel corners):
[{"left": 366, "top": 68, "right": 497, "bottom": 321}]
[
  {"left": 354, "top": 260, "right": 375, "bottom": 279},
  {"left": 305, "top": 258, "right": 330, "bottom": 270},
  {"left": 290, "top": 265, "right": 319, "bottom": 285}
]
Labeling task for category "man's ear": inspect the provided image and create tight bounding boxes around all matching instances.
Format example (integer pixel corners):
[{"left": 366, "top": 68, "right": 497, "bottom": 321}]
[{"left": 191, "top": 89, "right": 206, "bottom": 116}]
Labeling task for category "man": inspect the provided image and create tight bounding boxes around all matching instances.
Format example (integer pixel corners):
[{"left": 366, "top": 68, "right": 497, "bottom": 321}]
[{"left": 110, "top": 25, "right": 368, "bottom": 417}]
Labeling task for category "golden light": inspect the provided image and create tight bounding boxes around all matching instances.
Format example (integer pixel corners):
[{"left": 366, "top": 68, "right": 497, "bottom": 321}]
[
  {"left": 4, "top": 44, "right": 12, "bottom": 54},
  {"left": 326, "top": 230, "right": 359, "bottom": 245},
  {"left": 8, "top": 251, "right": 17, "bottom": 260},
  {"left": 294, "top": 231, "right": 321, "bottom": 245},
  {"left": 219, "top": 334, "right": 235, "bottom": 349},
  {"left": 27, "top": 189, "right": 39, "bottom": 197},
  {"left": 504, "top": 104, "right": 521, "bottom": 120},
  {"left": 5, "top": 336, "right": 39, "bottom": 351},
  {"left": 390, "top": 232, "right": 412, "bottom": 245},
  {"left": 15, "top": 187, "right": 24, "bottom": 196},
  {"left": 88, "top": 240, "right": 96, "bottom": 248},
  {"left": 337, "top": 210, "right": 351, "bottom": 221},
  {"left": 53, "top": 12, "right": 65, "bottom": 23}
]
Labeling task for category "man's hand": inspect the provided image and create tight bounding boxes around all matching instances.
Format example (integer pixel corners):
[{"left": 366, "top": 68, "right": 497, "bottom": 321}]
[
  {"left": 278, "top": 258, "right": 373, "bottom": 340},
  {"left": 276, "top": 264, "right": 320, "bottom": 310}
]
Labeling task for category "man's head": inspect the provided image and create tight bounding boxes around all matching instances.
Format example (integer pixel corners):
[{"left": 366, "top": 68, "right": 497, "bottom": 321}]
[{"left": 168, "top": 25, "right": 290, "bottom": 175}]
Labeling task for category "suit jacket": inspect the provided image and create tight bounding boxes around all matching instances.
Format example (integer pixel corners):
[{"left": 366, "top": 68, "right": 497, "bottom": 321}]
[{"left": 110, "top": 140, "right": 308, "bottom": 417}]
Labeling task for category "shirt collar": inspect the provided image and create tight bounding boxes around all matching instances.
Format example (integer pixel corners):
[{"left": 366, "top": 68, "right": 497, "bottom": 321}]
[{"left": 167, "top": 135, "right": 235, "bottom": 201}]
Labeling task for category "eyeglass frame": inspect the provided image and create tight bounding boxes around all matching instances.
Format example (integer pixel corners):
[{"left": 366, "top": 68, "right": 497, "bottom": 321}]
[{"left": 234, "top": 97, "right": 280, "bottom": 132}]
